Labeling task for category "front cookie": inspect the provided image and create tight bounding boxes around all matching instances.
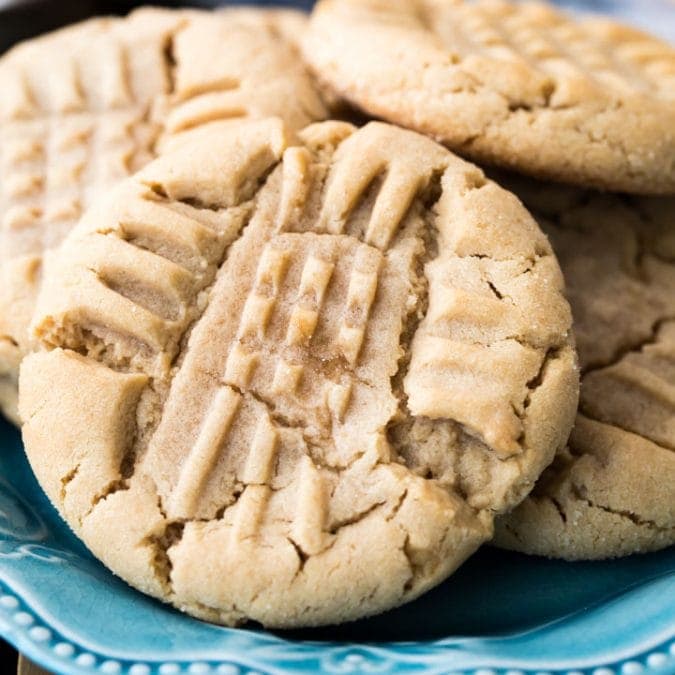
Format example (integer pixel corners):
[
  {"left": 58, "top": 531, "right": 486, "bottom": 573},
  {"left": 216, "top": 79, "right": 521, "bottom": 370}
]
[
  {"left": 21, "top": 120, "right": 577, "bottom": 627},
  {"left": 304, "top": 0, "right": 675, "bottom": 194},
  {"left": 494, "top": 179, "right": 675, "bottom": 559}
]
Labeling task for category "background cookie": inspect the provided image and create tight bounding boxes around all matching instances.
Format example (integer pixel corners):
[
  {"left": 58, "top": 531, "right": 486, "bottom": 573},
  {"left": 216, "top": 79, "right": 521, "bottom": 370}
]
[
  {"left": 303, "top": 0, "right": 675, "bottom": 194},
  {"left": 20, "top": 119, "right": 577, "bottom": 627},
  {"left": 0, "top": 6, "right": 327, "bottom": 423},
  {"left": 494, "top": 179, "right": 675, "bottom": 559}
]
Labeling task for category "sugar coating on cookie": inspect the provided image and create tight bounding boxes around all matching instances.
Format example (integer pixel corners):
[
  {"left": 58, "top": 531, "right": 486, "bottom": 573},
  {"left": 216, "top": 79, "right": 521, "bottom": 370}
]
[
  {"left": 494, "top": 179, "right": 675, "bottom": 559},
  {"left": 20, "top": 120, "right": 577, "bottom": 627},
  {"left": 303, "top": 0, "right": 675, "bottom": 194},
  {"left": 0, "top": 7, "right": 327, "bottom": 423}
]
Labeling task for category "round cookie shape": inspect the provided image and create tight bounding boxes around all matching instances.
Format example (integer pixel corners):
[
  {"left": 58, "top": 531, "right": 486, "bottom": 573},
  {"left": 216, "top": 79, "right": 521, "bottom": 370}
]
[
  {"left": 494, "top": 179, "right": 675, "bottom": 559},
  {"left": 303, "top": 0, "right": 675, "bottom": 194},
  {"left": 0, "top": 6, "right": 327, "bottom": 424},
  {"left": 20, "top": 120, "right": 577, "bottom": 627}
]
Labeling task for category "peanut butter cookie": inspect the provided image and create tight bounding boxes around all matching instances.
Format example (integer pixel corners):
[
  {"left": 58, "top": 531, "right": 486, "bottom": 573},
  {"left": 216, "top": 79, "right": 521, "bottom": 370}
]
[{"left": 20, "top": 120, "right": 577, "bottom": 626}]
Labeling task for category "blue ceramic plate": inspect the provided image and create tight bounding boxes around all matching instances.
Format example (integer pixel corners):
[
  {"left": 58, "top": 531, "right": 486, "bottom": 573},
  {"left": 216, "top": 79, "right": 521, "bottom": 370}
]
[
  {"left": 2, "top": 417, "right": 675, "bottom": 675},
  {"left": 2, "top": 2, "right": 675, "bottom": 674}
]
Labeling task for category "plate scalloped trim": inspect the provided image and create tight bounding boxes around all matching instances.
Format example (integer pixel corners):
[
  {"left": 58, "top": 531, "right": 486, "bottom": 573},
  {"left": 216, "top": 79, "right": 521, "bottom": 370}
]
[{"left": 1, "top": 576, "right": 674, "bottom": 675}]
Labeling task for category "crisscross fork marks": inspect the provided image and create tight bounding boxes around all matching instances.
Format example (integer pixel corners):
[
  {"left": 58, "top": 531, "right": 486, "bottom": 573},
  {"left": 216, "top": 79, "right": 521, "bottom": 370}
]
[{"left": 422, "top": 0, "right": 675, "bottom": 96}]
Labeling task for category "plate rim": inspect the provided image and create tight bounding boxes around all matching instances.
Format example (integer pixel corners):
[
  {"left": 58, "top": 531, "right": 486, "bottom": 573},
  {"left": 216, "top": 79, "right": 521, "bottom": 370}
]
[{"left": 1, "top": 571, "right": 674, "bottom": 675}]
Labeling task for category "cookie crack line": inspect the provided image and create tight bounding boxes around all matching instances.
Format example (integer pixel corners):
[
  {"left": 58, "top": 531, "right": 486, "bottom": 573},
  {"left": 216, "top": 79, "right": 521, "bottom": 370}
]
[
  {"left": 517, "top": 346, "right": 563, "bottom": 447},
  {"left": 146, "top": 519, "right": 187, "bottom": 596},
  {"left": 460, "top": 98, "right": 648, "bottom": 185},
  {"left": 144, "top": 485, "right": 250, "bottom": 599},
  {"left": 570, "top": 484, "right": 673, "bottom": 533},
  {"left": 209, "top": 355, "right": 381, "bottom": 475},
  {"left": 548, "top": 495, "right": 567, "bottom": 524},
  {"left": 581, "top": 316, "right": 675, "bottom": 377},
  {"left": 59, "top": 465, "right": 81, "bottom": 502},
  {"left": 144, "top": 478, "right": 413, "bottom": 603},
  {"left": 222, "top": 381, "right": 352, "bottom": 472}
]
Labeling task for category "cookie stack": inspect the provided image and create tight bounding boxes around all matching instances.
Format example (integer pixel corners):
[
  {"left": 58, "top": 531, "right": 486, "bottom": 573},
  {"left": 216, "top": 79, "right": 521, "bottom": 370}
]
[{"left": 1, "top": 0, "right": 672, "bottom": 628}]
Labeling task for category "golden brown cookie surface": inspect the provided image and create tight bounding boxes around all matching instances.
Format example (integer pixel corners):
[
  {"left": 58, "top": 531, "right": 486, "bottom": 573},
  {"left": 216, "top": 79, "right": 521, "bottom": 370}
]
[
  {"left": 494, "top": 179, "right": 675, "bottom": 559},
  {"left": 0, "top": 7, "right": 327, "bottom": 422},
  {"left": 303, "top": 0, "right": 675, "bottom": 194},
  {"left": 20, "top": 120, "right": 577, "bottom": 627}
]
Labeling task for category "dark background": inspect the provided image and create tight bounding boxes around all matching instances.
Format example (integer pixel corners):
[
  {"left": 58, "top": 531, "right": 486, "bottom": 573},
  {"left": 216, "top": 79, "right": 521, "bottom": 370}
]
[
  {"left": 2, "top": 637, "right": 18, "bottom": 671},
  {"left": 0, "top": 0, "right": 315, "bottom": 55}
]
